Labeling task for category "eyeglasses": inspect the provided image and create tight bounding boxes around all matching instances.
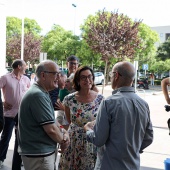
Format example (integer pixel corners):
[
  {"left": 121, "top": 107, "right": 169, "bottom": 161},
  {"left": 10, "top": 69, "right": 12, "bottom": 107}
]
[
  {"left": 109, "top": 71, "right": 122, "bottom": 77},
  {"left": 80, "top": 75, "right": 93, "bottom": 81},
  {"left": 44, "top": 71, "right": 60, "bottom": 76},
  {"left": 69, "top": 62, "right": 79, "bottom": 66}
]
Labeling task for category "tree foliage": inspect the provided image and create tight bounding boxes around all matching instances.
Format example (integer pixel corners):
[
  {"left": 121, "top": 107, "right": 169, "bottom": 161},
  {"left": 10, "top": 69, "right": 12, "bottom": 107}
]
[
  {"left": 6, "top": 17, "right": 42, "bottom": 37},
  {"left": 81, "top": 9, "right": 142, "bottom": 86},
  {"left": 82, "top": 9, "right": 142, "bottom": 62},
  {"left": 76, "top": 40, "right": 103, "bottom": 68},
  {"left": 42, "top": 25, "right": 81, "bottom": 65},
  {"left": 6, "top": 33, "right": 42, "bottom": 63},
  {"left": 150, "top": 59, "right": 170, "bottom": 74},
  {"left": 134, "top": 23, "right": 159, "bottom": 70},
  {"left": 6, "top": 17, "right": 42, "bottom": 64},
  {"left": 156, "top": 38, "right": 170, "bottom": 61}
]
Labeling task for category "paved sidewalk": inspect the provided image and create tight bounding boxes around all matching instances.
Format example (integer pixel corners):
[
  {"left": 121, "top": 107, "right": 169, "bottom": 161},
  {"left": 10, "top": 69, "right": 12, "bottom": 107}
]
[{"left": 1, "top": 84, "right": 170, "bottom": 170}]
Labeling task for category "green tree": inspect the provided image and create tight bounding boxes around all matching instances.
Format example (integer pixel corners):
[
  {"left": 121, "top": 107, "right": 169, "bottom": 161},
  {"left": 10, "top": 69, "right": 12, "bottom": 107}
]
[
  {"left": 81, "top": 9, "right": 142, "bottom": 87},
  {"left": 6, "top": 17, "right": 42, "bottom": 65},
  {"left": 6, "top": 17, "right": 21, "bottom": 37},
  {"left": 42, "top": 25, "right": 81, "bottom": 66},
  {"left": 134, "top": 23, "right": 159, "bottom": 70},
  {"left": 6, "top": 17, "right": 42, "bottom": 37},
  {"left": 76, "top": 40, "right": 103, "bottom": 68},
  {"left": 156, "top": 38, "right": 170, "bottom": 61},
  {"left": 150, "top": 59, "right": 170, "bottom": 77}
]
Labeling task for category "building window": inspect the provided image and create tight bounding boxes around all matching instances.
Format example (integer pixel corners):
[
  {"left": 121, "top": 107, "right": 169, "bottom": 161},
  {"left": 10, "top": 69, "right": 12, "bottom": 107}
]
[{"left": 166, "top": 33, "right": 170, "bottom": 40}]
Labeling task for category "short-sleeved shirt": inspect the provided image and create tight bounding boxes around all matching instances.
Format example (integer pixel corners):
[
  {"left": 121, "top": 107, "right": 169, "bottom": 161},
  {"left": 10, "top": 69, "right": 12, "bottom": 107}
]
[
  {"left": 18, "top": 83, "right": 56, "bottom": 156},
  {"left": 59, "top": 88, "right": 69, "bottom": 102},
  {"left": 0, "top": 72, "right": 30, "bottom": 117}
]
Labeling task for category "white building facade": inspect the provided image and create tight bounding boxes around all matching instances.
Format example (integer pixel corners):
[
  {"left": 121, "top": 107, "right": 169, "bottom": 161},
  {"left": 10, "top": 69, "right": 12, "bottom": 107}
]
[{"left": 151, "top": 25, "right": 170, "bottom": 46}]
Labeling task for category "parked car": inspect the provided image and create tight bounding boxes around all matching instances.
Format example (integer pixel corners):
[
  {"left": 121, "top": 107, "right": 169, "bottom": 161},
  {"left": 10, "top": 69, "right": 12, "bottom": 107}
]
[
  {"left": 161, "top": 72, "right": 169, "bottom": 79},
  {"left": 94, "top": 72, "right": 104, "bottom": 85}
]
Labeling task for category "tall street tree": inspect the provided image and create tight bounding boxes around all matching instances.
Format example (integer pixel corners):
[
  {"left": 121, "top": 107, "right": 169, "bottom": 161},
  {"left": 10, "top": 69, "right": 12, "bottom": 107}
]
[
  {"left": 6, "top": 17, "right": 42, "bottom": 37},
  {"left": 42, "top": 24, "right": 81, "bottom": 66},
  {"left": 81, "top": 9, "right": 142, "bottom": 86},
  {"left": 6, "top": 17, "right": 42, "bottom": 65},
  {"left": 6, "top": 32, "right": 42, "bottom": 64},
  {"left": 156, "top": 38, "right": 170, "bottom": 61},
  {"left": 134, "top": 23, "right": 159, "bottom": 71}
]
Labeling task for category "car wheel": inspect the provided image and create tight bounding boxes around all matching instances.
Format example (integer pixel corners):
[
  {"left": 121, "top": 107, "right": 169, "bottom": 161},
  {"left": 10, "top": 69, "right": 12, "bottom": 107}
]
[{"left": 100, "top": 80, "right": 104, "bottom": 85}]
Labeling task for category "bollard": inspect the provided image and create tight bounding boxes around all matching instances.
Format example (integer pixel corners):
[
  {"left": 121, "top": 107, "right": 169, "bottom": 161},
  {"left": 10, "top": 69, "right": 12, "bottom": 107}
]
[{"left": 164, "top": 158, "right": 170, "bottom": 170}]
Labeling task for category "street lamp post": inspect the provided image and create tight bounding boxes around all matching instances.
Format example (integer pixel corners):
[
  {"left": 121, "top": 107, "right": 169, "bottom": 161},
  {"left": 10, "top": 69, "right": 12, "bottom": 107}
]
[
  {"left": 21, "top": 17, "right": 24, "bottom": 60},
  {"left": 21, "top": 0, "right": 25, "bottom": 60},
  {"left": 72, "top": 3, "right": 76, "bottom": 35},
  {"left": 0, "top": 1, "right": 6, "bottom": 75}
]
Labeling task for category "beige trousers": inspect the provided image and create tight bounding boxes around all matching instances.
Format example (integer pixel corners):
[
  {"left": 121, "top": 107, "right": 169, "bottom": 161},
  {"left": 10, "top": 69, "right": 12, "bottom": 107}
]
[{"left": 21, "top": 152, "right": 55, "bottom": 170}]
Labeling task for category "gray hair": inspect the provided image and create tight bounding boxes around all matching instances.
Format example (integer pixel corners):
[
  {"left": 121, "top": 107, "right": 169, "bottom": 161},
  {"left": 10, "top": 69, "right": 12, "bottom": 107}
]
[
  {"left": 35, "top": 62, "right": 46, "bottom": 78},
  {"left": 35, "top": 60, "right": 57, "bottom": 79},
  {"left": 60, "top": 71, "right": 67, "bottom": 77}
]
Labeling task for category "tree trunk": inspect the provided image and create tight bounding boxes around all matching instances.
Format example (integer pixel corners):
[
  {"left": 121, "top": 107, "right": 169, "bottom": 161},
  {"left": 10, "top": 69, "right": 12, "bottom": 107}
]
[
  {"left": 105, "top": 62, "right": 111, "bottom": 85},
  {"left": 102, "top": 59, "right": 108, "bottom": 94}
]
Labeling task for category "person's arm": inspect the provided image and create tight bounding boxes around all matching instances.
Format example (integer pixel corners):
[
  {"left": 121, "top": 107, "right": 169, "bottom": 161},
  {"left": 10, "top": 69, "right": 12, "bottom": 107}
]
[
  {"left": 43, "top": 123, "right": 65, "bottom": 143},
  {"left": 0, "top": 91, "right": 4, "bottom": 133},
  {"left": 55, "top": 100, "right": 64, "bottom": 111},
  {"left": 161, "top": 77, "right": 170, "bottom": 104},
  {"left": 64, "top": 105, "right": 71, "bottom": 124},
  {"left": 43, "top": 123, "right": 70, "bottom": 152},
  {"left": 3, "top": 101, "right": 12, "bottom": 111},
  {"left": 84, "top": 100, "right": 110, "bottom": 147}
]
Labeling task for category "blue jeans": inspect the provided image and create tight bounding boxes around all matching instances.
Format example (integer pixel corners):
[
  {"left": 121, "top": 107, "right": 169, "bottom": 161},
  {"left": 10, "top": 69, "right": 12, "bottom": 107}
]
[{"left": 0, "top": 117, "right": 15, "bottom": 161}]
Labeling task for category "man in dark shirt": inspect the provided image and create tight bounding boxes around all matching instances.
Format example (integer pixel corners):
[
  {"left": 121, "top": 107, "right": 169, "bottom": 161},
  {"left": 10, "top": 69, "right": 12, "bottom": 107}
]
[
  {"left": 49, "top": 55, "right": 79, "bottom": 108},
  {"left": 49, "top": 71, "right": 67, "bottom": 110}
]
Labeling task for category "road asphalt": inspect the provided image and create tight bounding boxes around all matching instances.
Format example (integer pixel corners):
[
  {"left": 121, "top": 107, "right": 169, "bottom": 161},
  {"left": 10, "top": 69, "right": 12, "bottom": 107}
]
[{"left": 1, "top": 85, "right": 170, "bottom": 170}]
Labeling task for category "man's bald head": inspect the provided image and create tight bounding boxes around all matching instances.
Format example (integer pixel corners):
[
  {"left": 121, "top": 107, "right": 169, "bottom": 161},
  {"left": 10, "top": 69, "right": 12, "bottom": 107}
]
[
  {"left": 111, "top": 61, "right": 135, "bottom": 89},
  {"left": 36, "top": 60, "right": 58, "bottom": 79}
]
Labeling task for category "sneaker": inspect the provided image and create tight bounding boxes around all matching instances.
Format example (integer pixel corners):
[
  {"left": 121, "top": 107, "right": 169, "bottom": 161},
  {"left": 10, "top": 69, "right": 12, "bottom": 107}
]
[{"left": 0, "top": 161, "right": 3, "bottom": 168}]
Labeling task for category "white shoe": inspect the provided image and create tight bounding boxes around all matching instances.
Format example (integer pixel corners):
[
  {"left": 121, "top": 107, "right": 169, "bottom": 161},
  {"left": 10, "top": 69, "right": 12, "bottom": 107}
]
[{"left": 0, "top": 161, "right": 3, "bottom": 168}]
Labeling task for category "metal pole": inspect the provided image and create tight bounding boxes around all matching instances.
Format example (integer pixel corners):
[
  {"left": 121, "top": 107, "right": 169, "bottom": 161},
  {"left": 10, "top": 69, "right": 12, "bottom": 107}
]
[
  {"left": 21, "top": 0, "right": 24, "bottom": 60},
  {"left": 0, "top": 1, "right": 6, "bottom": 75},
  {"left": 72, "top": 4, "right": 76, "bottom": 35},
  {"left": 134, "top": 61, "right": 138, "bottom": 92}
]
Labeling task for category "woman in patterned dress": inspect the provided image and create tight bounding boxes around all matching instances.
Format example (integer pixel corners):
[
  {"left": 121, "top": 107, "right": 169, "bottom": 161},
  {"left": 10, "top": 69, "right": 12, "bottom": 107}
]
[{"left": 58, "top": 66, "right": 104, "bottom": 170}]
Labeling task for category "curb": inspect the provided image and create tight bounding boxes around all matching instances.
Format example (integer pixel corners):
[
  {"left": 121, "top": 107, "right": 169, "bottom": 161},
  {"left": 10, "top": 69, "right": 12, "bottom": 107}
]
[{"left": 152, "top": 91, "right": 163, "bottom": 95}]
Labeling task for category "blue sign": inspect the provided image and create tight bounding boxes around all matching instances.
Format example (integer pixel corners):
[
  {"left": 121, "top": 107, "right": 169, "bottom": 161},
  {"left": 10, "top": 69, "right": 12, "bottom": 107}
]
[{"left": 143, "top": 64, "right": 148, "bottom": 70}]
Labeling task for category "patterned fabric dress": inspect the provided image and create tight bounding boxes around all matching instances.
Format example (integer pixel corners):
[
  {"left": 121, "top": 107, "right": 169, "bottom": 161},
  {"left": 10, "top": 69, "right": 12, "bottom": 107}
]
[{"left": 58, "top": 92, "right": 104, "bottom": 170}]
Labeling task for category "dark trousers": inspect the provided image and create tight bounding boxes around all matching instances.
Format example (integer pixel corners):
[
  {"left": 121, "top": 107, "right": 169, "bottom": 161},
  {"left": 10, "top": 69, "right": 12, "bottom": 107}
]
[
  {"left": 0, "top": 117, "right": 15, "bottom": 161},
  {"left": 12, "top": 128, "right": 22, "bottom": 170}
]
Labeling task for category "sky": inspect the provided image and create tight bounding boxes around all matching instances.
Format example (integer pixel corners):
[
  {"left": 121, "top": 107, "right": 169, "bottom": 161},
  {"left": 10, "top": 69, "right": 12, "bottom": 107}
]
[{"left": 3, "top": 0, "right": 170, "bottom": 35}]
